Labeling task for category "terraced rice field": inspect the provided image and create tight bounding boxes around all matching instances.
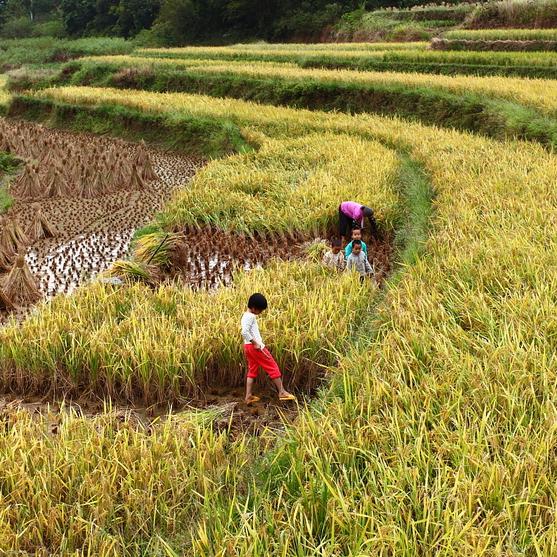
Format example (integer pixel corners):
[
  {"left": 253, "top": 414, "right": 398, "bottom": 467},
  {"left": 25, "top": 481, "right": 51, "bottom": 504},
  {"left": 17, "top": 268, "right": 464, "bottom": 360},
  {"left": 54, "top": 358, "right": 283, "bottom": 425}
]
[
  {"left": 136, "top": 44, "right": 557, "bottom": 77},
  {"left": 0, "top": 41, "right": 555, "bottom": 555}
]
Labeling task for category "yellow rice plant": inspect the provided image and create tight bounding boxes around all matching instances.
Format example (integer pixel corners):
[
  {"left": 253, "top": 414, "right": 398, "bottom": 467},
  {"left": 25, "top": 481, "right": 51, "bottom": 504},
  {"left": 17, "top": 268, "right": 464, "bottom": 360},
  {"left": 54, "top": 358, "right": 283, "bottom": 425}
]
[
  {"left": 136, "top": 44, "right": 557, "bottom": 70},
  {"left": 34, "top": 87, "right": 557, "bottom": 552},
  {"left": 135, "top": 43, "right": 426, "bottom": 59},
  {"left": 3, "top": 85, "right": 557, "bottom": 552},
  {"left": 173, "top": 101, "right": 556, "bottom": 554},
  {"left": 133, "top": 231, "right": 183, "bottom": 266},
  {"left": 158, "top": 133, "right": 399, "bottom": 235},
  {"left": 0, "top": 407, "right": 254, "bottom": 555},
  {"left": 0, "top": 261, "right": 375, "bottom": 402}
]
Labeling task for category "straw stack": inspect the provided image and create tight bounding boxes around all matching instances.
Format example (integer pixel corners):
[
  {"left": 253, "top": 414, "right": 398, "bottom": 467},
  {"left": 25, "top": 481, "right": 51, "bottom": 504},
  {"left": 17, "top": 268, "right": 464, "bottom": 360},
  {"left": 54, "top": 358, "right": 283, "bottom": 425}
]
[
  {"left": 27, "top": 203, "right": 58, "bottom": 241},
  {"left": 0, "top": 248, "right": 13, "bottom": 272},
  {"left": 0, "top": 218, "right": 29, "bottom": 256},
  {"left": 0, "top": 287, "right": 15, "bottom": 311},
  {"left": 2, "top": 255, "right": 40, "bottom": 305}
]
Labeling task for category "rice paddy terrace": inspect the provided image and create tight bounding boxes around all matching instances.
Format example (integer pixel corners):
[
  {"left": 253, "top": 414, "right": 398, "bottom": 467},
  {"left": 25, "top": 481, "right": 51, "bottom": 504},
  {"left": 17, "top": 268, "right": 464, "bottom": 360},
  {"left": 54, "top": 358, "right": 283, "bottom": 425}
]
[
  {"left": 0, "top": 120, "right": 200, "bottom": 308},
  {"left": 0, "top": 41, "right": 555, "bottom": 555}
]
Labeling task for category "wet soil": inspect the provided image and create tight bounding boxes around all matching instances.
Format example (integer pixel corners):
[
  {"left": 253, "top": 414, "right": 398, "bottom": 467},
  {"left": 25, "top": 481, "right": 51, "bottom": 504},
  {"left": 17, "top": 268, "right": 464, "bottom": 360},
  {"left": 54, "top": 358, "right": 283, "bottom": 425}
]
[
  {"left": 171, "top": 228, "right": 393, "bottom": 290},
  {"left": 0, "top": 386, "right": 300, "bottom": 438}
]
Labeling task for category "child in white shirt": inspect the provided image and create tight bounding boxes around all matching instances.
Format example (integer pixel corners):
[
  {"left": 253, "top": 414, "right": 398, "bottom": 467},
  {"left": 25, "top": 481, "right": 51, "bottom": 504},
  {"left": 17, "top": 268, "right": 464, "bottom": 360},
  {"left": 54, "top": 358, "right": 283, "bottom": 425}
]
[
  {"left": 241, "top": 293, "right": 296, "bottom": 405},
  {"left": 322, "top": 237, "right": 345, "bottom": 271}
]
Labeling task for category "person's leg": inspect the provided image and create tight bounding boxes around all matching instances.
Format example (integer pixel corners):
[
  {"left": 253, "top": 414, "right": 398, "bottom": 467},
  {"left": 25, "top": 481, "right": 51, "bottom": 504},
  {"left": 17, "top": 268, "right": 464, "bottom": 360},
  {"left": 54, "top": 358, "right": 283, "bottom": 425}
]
[
  {"left": 271, "top": 377, "right": 292, "bottom": 398},
  {"left": 339, "top": 207, "right": 350, "bottom": 239},
  {"left": 245, "top": 377, "right": 256, "bottom": 400},
  {"left": 259, "top": 348, "right": 295, "bottom": 399},
  {"left": 244, "top": 345, "right": 260, "bottom": 403}
]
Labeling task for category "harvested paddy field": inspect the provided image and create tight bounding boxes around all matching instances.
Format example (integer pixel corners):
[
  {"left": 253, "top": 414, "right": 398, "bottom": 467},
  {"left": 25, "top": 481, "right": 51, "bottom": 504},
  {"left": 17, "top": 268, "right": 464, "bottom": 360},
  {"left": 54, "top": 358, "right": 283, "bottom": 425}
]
[{"left": 0, "top": 119, "right": 201, "bottom": 320}]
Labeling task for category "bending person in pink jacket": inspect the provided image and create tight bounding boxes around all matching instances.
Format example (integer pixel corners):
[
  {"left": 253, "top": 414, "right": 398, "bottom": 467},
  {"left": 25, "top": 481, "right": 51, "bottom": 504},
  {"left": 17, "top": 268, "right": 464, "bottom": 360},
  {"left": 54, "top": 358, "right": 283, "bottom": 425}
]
[{"left": 338, "top": 201, "right": 377, "bottom": 240}]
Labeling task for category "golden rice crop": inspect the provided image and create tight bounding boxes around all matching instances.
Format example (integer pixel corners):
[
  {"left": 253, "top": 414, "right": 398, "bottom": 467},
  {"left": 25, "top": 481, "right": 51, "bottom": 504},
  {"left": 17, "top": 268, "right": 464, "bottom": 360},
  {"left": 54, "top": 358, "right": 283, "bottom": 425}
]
[
  {"left": 158, "top": 133, "right": 399, "bottom": 235},
  {"left": 0, "top": 406, "right": 254, "bottom": 555},
  {"left": 0, "top": 260, "right": 376, "bottom": 402},
  {"left": 211, "top": 41, "right": 428, "bottom": 51},
  {"left": 445, "top": 28, "right": 557, "bottom": 41},
  {"left": 20, "top": 85, "right": 557, "bottom": 553},
  {"left": 88, "top": 54, "right": 557, "bottom": 115},
  {"left": 135, "top": 43, "right": 425, "bottom": 61},
  {"left": 136, "top": 44, "right": 557, "bottom": 69}
]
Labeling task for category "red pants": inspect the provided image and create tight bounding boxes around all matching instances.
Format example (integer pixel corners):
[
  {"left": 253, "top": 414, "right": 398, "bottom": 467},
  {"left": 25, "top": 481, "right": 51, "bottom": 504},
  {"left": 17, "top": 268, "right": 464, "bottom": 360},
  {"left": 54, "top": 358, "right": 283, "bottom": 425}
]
[{"left": 244, "top": 344, "right": 282, "bottom": 380}]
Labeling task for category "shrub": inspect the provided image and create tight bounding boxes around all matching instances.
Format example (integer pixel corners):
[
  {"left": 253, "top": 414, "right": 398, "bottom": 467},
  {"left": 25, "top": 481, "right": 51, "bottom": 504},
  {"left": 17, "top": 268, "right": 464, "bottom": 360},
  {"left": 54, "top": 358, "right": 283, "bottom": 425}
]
[
  {"left": 466, "top": 0, "right": 557, "bottom": 28},
  {"left": 0, "top": 17, "right": 34, "bottom": 39}
]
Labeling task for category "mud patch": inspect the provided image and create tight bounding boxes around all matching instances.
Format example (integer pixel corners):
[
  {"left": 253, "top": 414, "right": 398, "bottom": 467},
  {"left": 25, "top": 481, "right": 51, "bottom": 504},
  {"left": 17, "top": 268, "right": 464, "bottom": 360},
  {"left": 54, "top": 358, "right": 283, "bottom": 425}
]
[
  {"left": 0, "top": 387, "right": 300, "bottom": 438},
  {"left": 168, "top": 227, "right": 394, "bottom": 290}
]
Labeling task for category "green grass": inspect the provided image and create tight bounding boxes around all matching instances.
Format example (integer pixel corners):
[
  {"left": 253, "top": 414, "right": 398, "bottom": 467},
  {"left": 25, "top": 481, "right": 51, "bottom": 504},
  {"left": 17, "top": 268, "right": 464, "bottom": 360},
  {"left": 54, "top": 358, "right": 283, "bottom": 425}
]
[{"left": 0, "top": 37, "right": 132, "bottom": 70}]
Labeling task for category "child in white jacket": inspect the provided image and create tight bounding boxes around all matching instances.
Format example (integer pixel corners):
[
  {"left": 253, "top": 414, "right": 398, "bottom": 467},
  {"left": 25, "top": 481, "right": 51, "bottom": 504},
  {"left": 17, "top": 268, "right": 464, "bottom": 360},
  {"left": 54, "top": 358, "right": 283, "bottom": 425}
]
[{"left": 346, "top": 240, "right": 374, "bottom": 281}]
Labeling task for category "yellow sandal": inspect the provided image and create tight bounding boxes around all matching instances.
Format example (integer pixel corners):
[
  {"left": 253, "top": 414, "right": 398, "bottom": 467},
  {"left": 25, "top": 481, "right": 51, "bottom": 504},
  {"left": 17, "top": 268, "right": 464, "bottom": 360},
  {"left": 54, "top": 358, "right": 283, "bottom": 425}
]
[{"left": 279, "top": 393, "right": 297, "bottom": 402}]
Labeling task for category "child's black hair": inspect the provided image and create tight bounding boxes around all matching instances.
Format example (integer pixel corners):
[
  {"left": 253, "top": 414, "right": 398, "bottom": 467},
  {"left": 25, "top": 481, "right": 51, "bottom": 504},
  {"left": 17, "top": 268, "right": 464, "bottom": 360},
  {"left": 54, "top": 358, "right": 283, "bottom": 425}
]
[
  {"left": 351, "top": 226, "right": 362, "bottom": 233},
  {"left": 248, "top": 293, "right": 268, "bottom": 311},
  {"left": 352, "top": 239, "right": 362, "bottom": 247},
  {"left": 331, "top": 237, "right": 342, "bottom": 248}
]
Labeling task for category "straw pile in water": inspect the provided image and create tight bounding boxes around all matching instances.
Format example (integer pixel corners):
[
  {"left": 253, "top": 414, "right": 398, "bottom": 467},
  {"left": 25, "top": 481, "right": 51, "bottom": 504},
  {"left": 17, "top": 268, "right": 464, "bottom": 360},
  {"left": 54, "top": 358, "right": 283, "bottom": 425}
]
[{"left": 27, "top": 203, "right": 58, "bottom": 241}]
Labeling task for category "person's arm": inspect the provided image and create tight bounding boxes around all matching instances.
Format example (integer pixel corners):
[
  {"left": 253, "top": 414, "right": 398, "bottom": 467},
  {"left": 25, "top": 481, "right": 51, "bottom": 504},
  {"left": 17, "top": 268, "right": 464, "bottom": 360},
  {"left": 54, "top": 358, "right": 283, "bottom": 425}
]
[
  {"left": 346, "top": 255, "right": 354, "bottom": 271},
  {"left": 364, "top": 256, "right": 373, "bottom": 275},
  {"left": 338, "top": 253, "right": 346, "bottom": 271},
  {"left": 362, "top": 242, "right": 368, "bottom": 255}
]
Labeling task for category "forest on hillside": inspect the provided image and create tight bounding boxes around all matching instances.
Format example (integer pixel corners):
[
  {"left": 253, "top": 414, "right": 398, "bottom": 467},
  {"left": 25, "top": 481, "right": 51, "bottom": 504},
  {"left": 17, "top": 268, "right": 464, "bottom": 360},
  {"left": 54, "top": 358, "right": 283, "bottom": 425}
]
[{"left": 0, "top": 0, "right": 477, "bottom": 42}]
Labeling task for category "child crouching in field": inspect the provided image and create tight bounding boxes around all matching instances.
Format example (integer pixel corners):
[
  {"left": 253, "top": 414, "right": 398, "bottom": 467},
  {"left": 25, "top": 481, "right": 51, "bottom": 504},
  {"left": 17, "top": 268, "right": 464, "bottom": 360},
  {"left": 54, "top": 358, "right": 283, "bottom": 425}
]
[
  {"left": 241, "top": 293, "right": 296, "bottom": 405},
  {"left": 346, "top": 240, "right": 374, "bottom": 282},
  {"left": 322, "top": 237, "right": 345, "bottom": 271}
]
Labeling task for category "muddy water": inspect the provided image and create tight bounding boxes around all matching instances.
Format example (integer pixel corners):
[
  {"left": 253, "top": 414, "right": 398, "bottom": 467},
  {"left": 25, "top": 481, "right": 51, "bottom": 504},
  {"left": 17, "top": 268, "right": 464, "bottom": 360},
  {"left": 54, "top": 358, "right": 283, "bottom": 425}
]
[
  {"left": 173, "top": 228, "right": 393, "bottom": 290},
  {"left": 26, "top": 231, "right": 133, "bottom": 297}
]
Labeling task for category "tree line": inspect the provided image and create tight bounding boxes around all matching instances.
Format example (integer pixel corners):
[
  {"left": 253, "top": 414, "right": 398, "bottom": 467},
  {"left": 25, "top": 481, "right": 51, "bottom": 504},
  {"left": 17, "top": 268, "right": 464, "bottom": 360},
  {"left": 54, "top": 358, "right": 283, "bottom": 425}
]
[{"left": 0, "top": 0, "right": 471, "bottom": 42}]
